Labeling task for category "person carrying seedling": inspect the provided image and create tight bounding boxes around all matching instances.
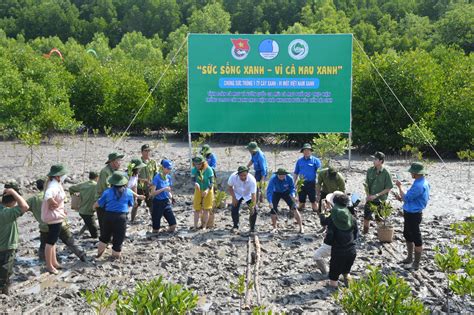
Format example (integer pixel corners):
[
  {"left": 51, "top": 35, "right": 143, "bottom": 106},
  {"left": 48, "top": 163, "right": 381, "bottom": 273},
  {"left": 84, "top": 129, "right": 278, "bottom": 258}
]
[
  {"left": 191, "top": 155, "right": 214, "bottom": 230},
  {"left": 135, "top": 144, "right": 158, "bottom": 221},
  {"left": 293, "top": 143, "right": 322, "bottom": 213},
  {"left": 0, "top": 182, "right": 29, "bottom": 295},
  {"left": 227, "top": 166, "right": 258, "bottom": 234},
  {"left": 394, "top": 162, "right": 430, "bottom": 271},
  {"left": 363, "top": 151, "right": 393, "bottom": 234},
  {"left": 150, "top": 160, "right": 177, "bottom": 233},
  {"left": 68, "top": 172, "right": 99, "bottom": 239},
  {"left": 246, "top": 142, "right": 268, "bottom": 204},
  {"left": 266, "top": 168, "right": 302, "bottom": 233},
  {"left": 316, "top": 166, "right": 346, "bottom": 211},
  {"left": 127, "top": 158, "right": 146, "bottom": 222}
]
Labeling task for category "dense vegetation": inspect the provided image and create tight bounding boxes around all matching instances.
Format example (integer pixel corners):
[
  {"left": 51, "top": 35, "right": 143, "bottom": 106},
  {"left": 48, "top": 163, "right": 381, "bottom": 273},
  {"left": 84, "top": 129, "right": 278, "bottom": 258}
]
[{"left": 0, "top": 0, "right": 472, "bottom": 153}]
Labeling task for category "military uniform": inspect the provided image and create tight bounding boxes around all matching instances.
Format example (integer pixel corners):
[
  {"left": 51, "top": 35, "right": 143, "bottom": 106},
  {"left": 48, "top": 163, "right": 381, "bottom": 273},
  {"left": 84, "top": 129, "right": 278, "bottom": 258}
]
[
  {"left": 69, "top": 180, "right": 98, "bottom": 238},
  {"left": 0, "top": 204, "right": 23, "bottom": 294},
  {"left": 137, "top": 157, "right": 157, "bottom": 210}
]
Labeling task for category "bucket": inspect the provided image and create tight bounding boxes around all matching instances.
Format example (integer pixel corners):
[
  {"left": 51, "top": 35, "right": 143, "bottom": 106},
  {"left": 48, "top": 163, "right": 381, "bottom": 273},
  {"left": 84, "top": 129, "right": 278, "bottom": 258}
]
[
  {"left": 377, "top": 225, "right": 394, "bottom": 243},
  {"left": 71, "top": 194, "right": 81, "bottom": 211}
]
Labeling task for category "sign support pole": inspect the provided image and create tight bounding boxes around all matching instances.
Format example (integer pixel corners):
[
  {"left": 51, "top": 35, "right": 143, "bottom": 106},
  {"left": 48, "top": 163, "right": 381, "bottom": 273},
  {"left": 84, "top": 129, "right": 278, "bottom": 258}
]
[{"left": 188, "top": 132, "right": 193, "bottom": 169}]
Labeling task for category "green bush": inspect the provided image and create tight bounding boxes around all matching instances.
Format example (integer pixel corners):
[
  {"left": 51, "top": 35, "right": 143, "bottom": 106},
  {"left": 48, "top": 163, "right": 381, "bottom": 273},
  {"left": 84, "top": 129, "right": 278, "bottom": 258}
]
[
  {"left": 312, "top": 133, "right": 349, "bottom": 167},
  {"left": 335, "top": 266, "right": 428, "bottom": 314}
]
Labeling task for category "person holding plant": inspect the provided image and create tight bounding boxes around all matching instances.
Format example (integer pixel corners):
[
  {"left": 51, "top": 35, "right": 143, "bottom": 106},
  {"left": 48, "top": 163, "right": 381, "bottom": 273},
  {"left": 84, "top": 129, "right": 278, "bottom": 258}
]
[
  {"left": 395, "top": 162, "right": 430, "bottom": 271},
  {"left": 363, "top": 151, "right": 393, "bottom": 234},
  {"left": 316, "top": 166, "right": 346, "bottom": 211},
  {"left": 0, "top": 182, "right": 29, "bottom": 295},
  {"left": 246, "top": 142, "right": 268, "bottom": 203},
  {"left": 41, "top": 164, "right": 69, "bottom": 274},
  {"left": 135, "top": 144, "right": 158, "bottom": 222},
  {"left": 191, "top": 155, "right": 214, "bottom": 230},
  {"left": 227, "top": 166, "right": 258, "bottom": 234},
  {"left": 325, "top": 193, "right": 358, "bottom": 288},
  {"left": 293, "top": 143, "right": 322, "bottom": 213},
  {"left": 150, "top": 160, "right": 177, "bottom": 233},
  {"left": 127, "top": 158, "right": 146, "bottom": 222},
  {"left": 266, "top": 168, "right": 301, "bottom": 233},
  {"left": 95, "top": 172, "right": 144, "bottom": 259}
]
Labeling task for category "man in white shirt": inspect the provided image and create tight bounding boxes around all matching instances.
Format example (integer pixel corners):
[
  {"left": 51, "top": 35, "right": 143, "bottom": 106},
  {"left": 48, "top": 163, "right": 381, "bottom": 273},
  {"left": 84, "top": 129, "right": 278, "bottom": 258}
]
[{"left": 227, "top": 166, "right": 257, "bottom": 233}]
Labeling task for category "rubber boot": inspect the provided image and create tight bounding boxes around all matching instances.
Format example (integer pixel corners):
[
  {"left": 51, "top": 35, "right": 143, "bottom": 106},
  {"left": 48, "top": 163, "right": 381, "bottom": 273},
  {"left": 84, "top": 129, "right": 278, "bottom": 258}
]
[
  {"left": 111, "top": 250, "right": 121, "bottom": 260},
  {"left": 64, "top": 237, "right": 86, "bottom": 262},
  {"left": 38, "top": 247, "right": 46, "bottom": 261},
  {"left": 315, "top": 259, "right": 328, "bottom": 275},
  {"left": 400, "top": 242, "right": 414, "bottom": 264},
  {"left": 410, "top": 251, "right": 422, "bottom": 270},
  {"left": 0, "top": 284, "right": 9, "bottom": 295},
  {"left": 249, "top": 209, "right": 257, "bottom": 232},
  {"left": 97, "top": 241, "right": 107, "bottom": 258},
  {"left": 131, "top": 206, "right": 138, "bottom": 222}
]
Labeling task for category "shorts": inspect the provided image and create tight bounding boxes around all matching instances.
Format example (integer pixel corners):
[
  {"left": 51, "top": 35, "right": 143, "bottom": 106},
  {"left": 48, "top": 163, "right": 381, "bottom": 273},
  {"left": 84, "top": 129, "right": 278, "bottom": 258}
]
[
  {"left": 403, "top": 211, "right": 423, "bottom": 247},
  {"left": 193, "top": 188, "right": 214, "bottom": 211},
  {"left": 46, "top": 223, "right": 62, "bottom": 245},
  {"left": 364, "top": 200, "right": 381, "bottom": 220},
  {"left": 298, "top": 180, "right": 316, "bottom": 203}
]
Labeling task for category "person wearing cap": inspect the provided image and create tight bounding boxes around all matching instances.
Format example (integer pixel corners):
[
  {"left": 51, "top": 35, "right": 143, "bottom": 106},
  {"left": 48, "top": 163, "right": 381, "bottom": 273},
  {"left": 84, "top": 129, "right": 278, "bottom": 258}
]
[
  {"left": 96, "top": 152, "right": 124, "bottom": 234},
  {"left": 95, "top": 171, "right": 144, "bottom": 259},
  {"left": 200, "top": 144, "right": 217, "bottom": 174},
  {"left": 227, "top": 166, "right": 258, "bottom": 233},
  {"left": 313, "top": 190, "right": 345, "bottom": 276},
  {"left": 246, "top": 142, "right": 268, "bottom": 203},
  {"left": 325, "top": 193, "right": 358, "bottom": 288},
  {"left": 150, "top": 160, "right": 177, "bottom": 233},
  {"left": 293, "top": 143, "right": 322, "bottom": 213},
  {"left": 266, "top": 168, "right": 301, "bottom": 233},
  {"left": 363, "top": 151, "right": 393, "bottom": 234},
  {"left": 41, "top": 164, "right": 69, "bottom": 274},
  {"left": 135, "top": 144, "right": 158, "bottom": 221},
  {"left": 0, "top": 182, "right": 29, "bottom": 295},
  {"left": 316, "top": 166, "right": 346, "bottom": 211},
  {"left": 191, "top": 155, "right": 215, "bottom": 230},
  {"left": 69, "top": 171, "right": 100, "bottom": 239},
  {"left": 127, "top": 158, "right": 146, "bottom": 222},
  {"left": 29, "top": 179, "right": 86, "bottom": 261},
  {"left": 394, "top": 162, "right": 430, "bottom": 271}
]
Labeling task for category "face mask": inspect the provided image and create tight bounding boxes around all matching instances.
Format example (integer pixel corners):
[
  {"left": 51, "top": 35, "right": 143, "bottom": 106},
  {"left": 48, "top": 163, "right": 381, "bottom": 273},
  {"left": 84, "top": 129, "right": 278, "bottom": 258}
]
[{"left": 60, "top": 175, "right": 67, "bottom": 183}]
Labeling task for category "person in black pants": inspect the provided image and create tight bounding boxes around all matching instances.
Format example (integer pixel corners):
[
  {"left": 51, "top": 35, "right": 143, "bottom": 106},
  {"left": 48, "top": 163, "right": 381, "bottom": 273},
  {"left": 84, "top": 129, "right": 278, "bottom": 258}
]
[
  {"left": 149, "top": 160, "right": 177, "bottom": 233},
  {"left": 325, "top": 193, "right": 358, "bottom": 288},
  {"left": 95, "top": 172, "right": 144, "bottom": 259}
]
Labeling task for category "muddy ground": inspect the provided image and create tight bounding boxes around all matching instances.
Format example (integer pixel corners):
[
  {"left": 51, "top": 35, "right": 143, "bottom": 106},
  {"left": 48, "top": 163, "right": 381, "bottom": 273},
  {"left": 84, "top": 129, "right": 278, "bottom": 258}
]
[{"left": 0, "top": 135, "right": 472, "bottom": 313}]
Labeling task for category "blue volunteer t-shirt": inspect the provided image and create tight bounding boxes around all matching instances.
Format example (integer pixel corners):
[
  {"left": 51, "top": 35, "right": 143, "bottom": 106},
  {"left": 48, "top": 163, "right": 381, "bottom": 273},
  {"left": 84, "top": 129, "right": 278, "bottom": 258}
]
[
  {"left": 98, "top": 187, "right": 134, "bottom": 213},
  {"left": 294, "top": 156, "right": 321, "bottom": 182},
  {"left": 403, "top": 177, "right": 430, "bottom": 213},
  {"left": 152, "top": 173, "right": 172, "bottom": 200},
  {"left": 251, "top": 150, "right": 268, "bottom": 177},
  {"left": 266, "top": 174, "right": 296, "bottom": 203},
  {"left": 206, "top": 153, "right": 217, "bottom": 170}
]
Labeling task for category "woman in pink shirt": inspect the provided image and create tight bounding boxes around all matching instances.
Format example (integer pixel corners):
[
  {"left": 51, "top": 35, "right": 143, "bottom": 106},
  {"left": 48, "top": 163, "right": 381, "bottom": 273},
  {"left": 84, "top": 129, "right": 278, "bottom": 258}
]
[{"left": 41, "top": 164, "right": 68, "bottom": 274}]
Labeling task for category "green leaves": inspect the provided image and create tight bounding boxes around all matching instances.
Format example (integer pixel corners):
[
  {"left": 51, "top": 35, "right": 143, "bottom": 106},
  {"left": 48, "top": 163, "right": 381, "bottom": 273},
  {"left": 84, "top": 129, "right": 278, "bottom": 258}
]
[
  {"left": 312, "top": 133, "right": 349, "bottom": 167},
  {"left": 335, "top": 266, "right": 429, "bottom": 314}
]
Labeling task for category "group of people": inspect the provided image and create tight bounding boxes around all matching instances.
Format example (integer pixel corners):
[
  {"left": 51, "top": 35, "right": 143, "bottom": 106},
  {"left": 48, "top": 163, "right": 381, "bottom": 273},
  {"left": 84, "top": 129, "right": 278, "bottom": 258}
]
[{"left": 0, "top": 141, "right": 430, "bottom": 294}]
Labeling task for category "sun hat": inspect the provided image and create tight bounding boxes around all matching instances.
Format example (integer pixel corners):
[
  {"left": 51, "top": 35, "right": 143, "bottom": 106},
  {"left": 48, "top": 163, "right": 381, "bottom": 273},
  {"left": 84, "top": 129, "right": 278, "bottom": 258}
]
[
  {"left": 200, "top": 144, "right": 212, "bottom": 155},
  {"left": 47, "top": 164, "right": 68, "bottom": 177},
  {"left": 408, "top": 162, "right": 427, "bottom": 175},
  {"left": 300, "top": 143, "right": 313, "bottom": 153},
  {"left": 105, "top": 152, "right": 124, "bottom": 164},
  {"left": 237, "top": 166, "right": 249, "bottom": 174},
  {"left": 325, "top": 190, "right": 345, "bottom": 206},
  {"left": 246, "top": 142, "right": 259, "bottom": 152},
  {"left": 107, "top": 171, "right": 128, "bottom": 186},
  {"left": 274, "top": 168, "right": 290, "bottom": 175}
]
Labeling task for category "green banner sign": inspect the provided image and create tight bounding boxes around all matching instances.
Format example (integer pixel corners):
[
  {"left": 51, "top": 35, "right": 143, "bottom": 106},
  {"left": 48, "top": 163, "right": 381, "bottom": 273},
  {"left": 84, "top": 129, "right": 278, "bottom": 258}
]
[{"left": 188, "top": 34, "right": 352, "bottom": 133}]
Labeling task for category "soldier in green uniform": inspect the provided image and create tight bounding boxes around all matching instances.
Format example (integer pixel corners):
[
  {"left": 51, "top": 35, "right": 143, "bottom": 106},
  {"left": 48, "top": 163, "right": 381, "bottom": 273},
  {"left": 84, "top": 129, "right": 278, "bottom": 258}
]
[
  {"left": 132, "top": 144, "right": 157, "bottom": 222},
  {"left": 363, "top": 151, "right": 394, "bottom": 234},
  {"left": 97, "top": 152, "right": 124, "bottom": 233},
  {"left": 27, "top": 179, "right": 86, "bottom": 261},
  {"left": 0, "top": 183, "right": 29, "bottom": 295},
  {"left": 69, "top": 171, "right": 99, "bottom": 239},
  {"left": 316, "top": 166, "right": 346, "bottom": 211}
]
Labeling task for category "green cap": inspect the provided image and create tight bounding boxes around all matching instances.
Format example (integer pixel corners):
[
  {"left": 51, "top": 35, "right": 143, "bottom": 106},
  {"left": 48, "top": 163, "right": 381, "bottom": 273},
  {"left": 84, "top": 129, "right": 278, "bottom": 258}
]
[
  {"left": 192, "top": 155, "right": 205, "bottom": 164},
  {"left": 47, "top": 164, "right": 68, "bottom": 177},
  {"left": 237, "top": 166, "right": 249, "bottom": 174},
  {"left": 274, "top": 168, "right": 290, "bottom": 175},
  {"left": 130, "top": 158, "right": 146, "bottom": 169},
  {"left": 200, "top": 144, "right": 211, "bottom": 155},
  {"left": 106, "top": 152, "right": 124, "bottom": 164},
  {"left": 4, "top": 181, "right": 21, "bottom": 195},
  {"left": 408, "top": 162, "right": 427, "bottom": 175},
  {"left": 332, "top": 207, "right": 353, "bottom": 231},
  {"left": 371, "top": 151, "right": 385, "bottom": 161},
  {"left": 246, "top": 142, "right": 259, "bottom": 152},
  {"left": 107, "top": 171, "right": 128, "bottom": 186},
  {"left": 300, "top": 143, "right": 313, "bottom": 153}
]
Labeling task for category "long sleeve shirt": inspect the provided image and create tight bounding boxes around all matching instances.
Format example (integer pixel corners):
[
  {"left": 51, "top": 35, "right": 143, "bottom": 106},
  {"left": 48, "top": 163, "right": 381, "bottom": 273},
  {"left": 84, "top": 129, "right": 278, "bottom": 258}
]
[
  {"left": 96, "top": 165, "right": 114, "bottom": 198},
  {"left": 266, "top": 174, "right": 296, "bottom": 203},
  {"left": 403, "top": 177, "right": 430, "bottom": 213},
  {"left": 69, "top": 180, "right": 98, "bottom": 215}
]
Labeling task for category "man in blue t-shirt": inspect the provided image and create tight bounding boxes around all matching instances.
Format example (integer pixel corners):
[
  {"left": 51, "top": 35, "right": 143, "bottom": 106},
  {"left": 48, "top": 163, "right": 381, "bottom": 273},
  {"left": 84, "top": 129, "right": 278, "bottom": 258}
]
[
  {"left": 246, "top": 142, "right": 268, "bottom": 203},
  {"left": 293, "top": 143, "right": 321, "bottom": 213},
  {"left": 395, "top": 162, "right": 430, "bottom": 271}
]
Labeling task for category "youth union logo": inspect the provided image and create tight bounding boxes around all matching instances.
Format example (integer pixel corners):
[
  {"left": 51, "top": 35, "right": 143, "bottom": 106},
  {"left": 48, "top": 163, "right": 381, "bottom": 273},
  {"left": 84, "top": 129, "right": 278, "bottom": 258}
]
[
  {"left": 231, "top": 38, "right": 250, "bottom": 60},
  {"left": 288, "top": 39, "right": 309, "bottom": 60},
  {"left": 258, "top": 39, "right": 279, "bottom": 60}
]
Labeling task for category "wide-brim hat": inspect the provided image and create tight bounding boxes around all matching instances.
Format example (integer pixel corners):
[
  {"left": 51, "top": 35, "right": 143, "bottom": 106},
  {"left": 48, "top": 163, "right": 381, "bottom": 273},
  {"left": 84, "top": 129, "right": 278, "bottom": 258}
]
[
  {"left": 325, "top": 190, "right": 345, "bottom": 206},
  {"left": 332, "top": 207, "right": 352, "bottom": 231},
  {"left": 107, "top": 171, "right": 128, "bottom": 186},
  {"left": 237, "top": 166, "right": 249, "bottom": 174},
  {"left": 130, "top": 158, "right": 146, "bottom": 169},
  {"left": 300, "top": 143, "right": 313, "bottom": 153},
  {"left": 106, "top": 152, "right": 124, "bottom": 164},
  {"left": 192, "top": 155, "right": 205, "bottom": 164},
  {"left": 47, "top": 164, "right": 68, "bottom": 177},
  {"left": 200, "top": 144, "right": 211, "bottom": 155},
  {"left": 274, "top": 168, "right": 289, "bottom": 175},
  {"left": 371, "top": 151, "right": 385, "bottom": 161},
  {"left": 246, "top": 141, "right": 259, "bottom": 152},
  {"left": 408, "top": 162, "right": 427, "bottom": 175}
]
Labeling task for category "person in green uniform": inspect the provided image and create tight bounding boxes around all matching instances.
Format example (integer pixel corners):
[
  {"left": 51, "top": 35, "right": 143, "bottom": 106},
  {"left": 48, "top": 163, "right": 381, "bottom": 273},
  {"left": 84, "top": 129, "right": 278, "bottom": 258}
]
[
  {"left": 69, "top": 171, "right": 99, "bottom": 239},
  {"left": 363, "top": 151, "right": 394, "bottom": 234},
  {"left": 0, "top": 183, "right": 29, "bottom": 295},
  {"left": 316, "top": 166, "right": 346, "bottom": 211},
  {"left": 134, "top": 145, "right": 156, "bottom": 222},
  {"left": 96, "top": 152, "right": 124, "bottom": 234},
  {"left": 27, "top": 179, "right": 86, "bottom": 262}
]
